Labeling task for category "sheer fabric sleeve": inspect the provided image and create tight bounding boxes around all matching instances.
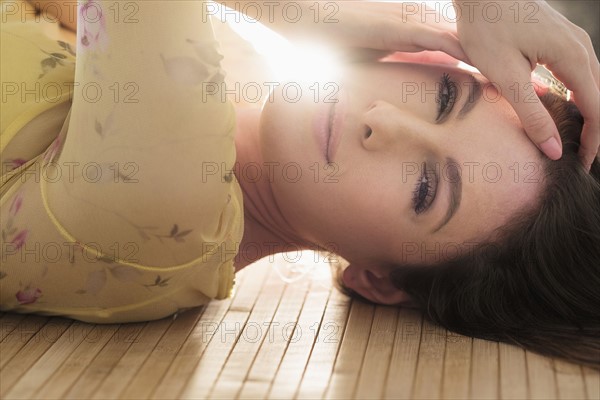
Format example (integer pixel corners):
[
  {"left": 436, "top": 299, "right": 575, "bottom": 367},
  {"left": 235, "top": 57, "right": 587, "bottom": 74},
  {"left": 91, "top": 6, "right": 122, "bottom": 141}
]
[{"left": 0, "top": 1, "right": 244, "bottom": 323}]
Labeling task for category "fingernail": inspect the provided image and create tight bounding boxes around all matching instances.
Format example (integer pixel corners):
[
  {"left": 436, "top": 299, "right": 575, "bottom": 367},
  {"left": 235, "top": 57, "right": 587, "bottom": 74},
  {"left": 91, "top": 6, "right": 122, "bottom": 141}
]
[{"left": 540, "top": 137, "right": 562, "bottom": 160}]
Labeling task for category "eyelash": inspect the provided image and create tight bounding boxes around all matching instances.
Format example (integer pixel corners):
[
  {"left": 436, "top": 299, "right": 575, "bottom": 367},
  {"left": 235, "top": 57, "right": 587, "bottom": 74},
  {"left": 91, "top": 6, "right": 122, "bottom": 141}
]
[
  {"left": 410, "top": 73, "right": 456, "bottom": 214},
  {"left": 437, "top": 73, "right": 458, "bottom": 122},
  {"left": 413, "top": 162, "right": 438, "bottom": 215}
]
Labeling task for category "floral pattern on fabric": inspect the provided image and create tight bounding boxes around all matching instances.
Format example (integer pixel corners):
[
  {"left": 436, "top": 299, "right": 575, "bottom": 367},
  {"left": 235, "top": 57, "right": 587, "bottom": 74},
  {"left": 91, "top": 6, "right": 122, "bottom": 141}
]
[
  {"left": 161, "top": 38, "right": 226, "bottom": 87},
  {"left": 38, "top": 42, "right": 76, "bottom": 79},
  {"left": 2, "top": 192, "right": 28, "bottom": 251},
  {"left": 16, "top": 286, "right": 42, "bottom": 305},
  {"left": 0, "top": 192, "right": 37, "bottom": 303},
  {"left": 2, "top": 30, "right": 76, "bottom": 81},
  {"left": 79, "top": 0, "right": 109, "bottom": 53}
]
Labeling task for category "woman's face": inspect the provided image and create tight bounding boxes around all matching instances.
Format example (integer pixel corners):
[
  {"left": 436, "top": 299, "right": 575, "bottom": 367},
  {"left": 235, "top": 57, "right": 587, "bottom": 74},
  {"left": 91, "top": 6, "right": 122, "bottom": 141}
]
[{"left": 259, "top": 62, "right": 545, "bottom": 302}]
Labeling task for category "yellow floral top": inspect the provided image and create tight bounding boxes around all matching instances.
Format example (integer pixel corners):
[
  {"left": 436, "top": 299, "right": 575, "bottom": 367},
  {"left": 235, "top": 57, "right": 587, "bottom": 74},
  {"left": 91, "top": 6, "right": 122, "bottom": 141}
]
[{"left": 0, "top": 1, "right": 244, "bottom": 323}]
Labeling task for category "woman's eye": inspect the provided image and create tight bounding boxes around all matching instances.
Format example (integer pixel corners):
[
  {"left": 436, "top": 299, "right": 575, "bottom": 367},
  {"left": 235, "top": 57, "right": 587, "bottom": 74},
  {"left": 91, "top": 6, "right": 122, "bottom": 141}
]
[
  {"left": 413, "top": 162, "right": 437, "bottom": 215},
  {"left": 436, "top": 73, "right": 458, "bottom": 122}
]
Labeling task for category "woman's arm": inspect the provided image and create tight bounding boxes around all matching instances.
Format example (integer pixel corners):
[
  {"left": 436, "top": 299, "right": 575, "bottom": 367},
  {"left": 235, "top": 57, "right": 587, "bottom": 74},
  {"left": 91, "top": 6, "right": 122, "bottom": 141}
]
[
  {"left": 214, "top": 0, "right": 467, "bottom": 61},
  {"left": 45, "top": 0, "right": 241, "bottom": 266},
  {"left": 32, "top": 0, "right": 466, "bottom": 62}
]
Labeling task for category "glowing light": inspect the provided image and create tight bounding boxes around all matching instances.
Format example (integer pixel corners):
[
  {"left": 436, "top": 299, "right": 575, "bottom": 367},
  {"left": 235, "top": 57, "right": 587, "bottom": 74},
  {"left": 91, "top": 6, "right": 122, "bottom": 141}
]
[{"left": 213, "top": 3, "right": 341, "bottom": 82}]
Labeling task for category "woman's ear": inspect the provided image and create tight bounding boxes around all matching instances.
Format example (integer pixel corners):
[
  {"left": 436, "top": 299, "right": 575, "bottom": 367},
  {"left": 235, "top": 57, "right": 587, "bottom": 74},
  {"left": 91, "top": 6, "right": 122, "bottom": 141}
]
[{"left": 342, "top": 264, "right": 414, "bottom": 306}]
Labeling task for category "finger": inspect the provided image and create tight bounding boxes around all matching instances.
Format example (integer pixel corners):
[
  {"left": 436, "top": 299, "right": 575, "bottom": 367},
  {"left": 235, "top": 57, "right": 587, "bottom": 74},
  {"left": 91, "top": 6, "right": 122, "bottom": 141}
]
[
  {"left": 588, "top": 49, "right": 600, "bottom": 90},
  {"left": 571, "top": 26, "right": 600, "bottom": 89},
  {"left": 382, "top": 50, "right": 462, "bottom": 65},
  {"left": 549, "top": 52, "right": 600, "bottom": 169},
  {"left": 578, "top": 123, "right": 600, "bottom": 171},
  {"left": 485, "top": 53, "right": 562, "bottom": 160},
  {"left": 579, "top": 38, "right": 600, "bottom": 90},
  {"left": 411, "top": 28, "right": 469, "bottom": 64},
  {"left": 337, "top": 48, "right": 395, "bottom": 63}
]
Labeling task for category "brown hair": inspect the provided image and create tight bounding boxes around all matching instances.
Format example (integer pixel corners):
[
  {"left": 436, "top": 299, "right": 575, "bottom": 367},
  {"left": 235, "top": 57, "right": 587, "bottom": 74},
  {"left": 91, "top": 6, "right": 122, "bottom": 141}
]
[{"left": 332, "top": 92, "right": 600, "bottom": 368}]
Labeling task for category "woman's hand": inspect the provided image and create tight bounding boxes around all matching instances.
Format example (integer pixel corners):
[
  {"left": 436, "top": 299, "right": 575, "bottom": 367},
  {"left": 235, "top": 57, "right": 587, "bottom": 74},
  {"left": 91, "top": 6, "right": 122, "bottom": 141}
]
[{"left": 452, "top": 0, "right": 600, "bottom": 171}]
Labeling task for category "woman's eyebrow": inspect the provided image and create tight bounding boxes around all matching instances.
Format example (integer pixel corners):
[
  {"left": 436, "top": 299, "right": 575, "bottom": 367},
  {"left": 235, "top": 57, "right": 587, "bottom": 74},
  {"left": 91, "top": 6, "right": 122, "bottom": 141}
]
[{"left": 457, "top": 75, "right": 482, "bottom": 119}]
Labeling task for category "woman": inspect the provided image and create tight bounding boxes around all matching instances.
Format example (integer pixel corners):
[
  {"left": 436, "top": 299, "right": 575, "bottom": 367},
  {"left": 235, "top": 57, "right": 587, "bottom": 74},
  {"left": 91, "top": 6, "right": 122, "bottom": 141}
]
[{"left": 1, "top": 0, "right": 598, "bottom": 368}]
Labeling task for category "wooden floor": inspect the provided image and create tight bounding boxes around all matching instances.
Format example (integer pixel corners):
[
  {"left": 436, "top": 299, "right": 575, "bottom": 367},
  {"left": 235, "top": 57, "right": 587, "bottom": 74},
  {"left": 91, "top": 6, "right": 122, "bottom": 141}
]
[{"left": 1, "top": 253, "right": 598, "bottom": 400}]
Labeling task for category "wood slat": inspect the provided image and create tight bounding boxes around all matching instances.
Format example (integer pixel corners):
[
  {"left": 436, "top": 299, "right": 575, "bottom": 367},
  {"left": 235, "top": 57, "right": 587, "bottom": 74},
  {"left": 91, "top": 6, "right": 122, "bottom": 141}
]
[
  {"left": 0, "top": 314, "right": 26, "bottom": 342},
  {"left": 582, "top": 366, "right": 600, "bottom": 400},
  {"left": 324, "top": 300, "right": 375, "bottom": 399},
  {"left": 228, "top": 261, "right": 271, "bottom": 313},
  {"left": 383, "top": 309, "right": 423, "bottom": 400},
  {"left": 90, "top": 318, "right": 174, "bottom": 399},
  {"left": 470, "top": 338, "right": 499, "bottom": 399},
  {"left": 149, "top": 286, "right": 242, "bottom": 399},
  {"left": 354, "top": 306, "right": 398, "bottom": 399},
  {"left": 498, "top": 342, "right": 528, "bottom": 399},
  {"left": 526, "top": 350, "right": 558, "bottom": 399},
  {"left": 118, "top": 308, "right": 207, "bottom": 399},
  {"left": 0, "top": 317, "right": 70, "bottom": 397},
  {"left": 554, "top": 359, "right": 586, "bottom": 400},
  {"left": 412, "top": 317, "right": 447, "bottom": 399},
  {"left": 236, "top": 278, "right": 311, "bottom": 399},
  {"left": 295, "top": 288, "right": 350, "bottom": 400},
  {"left": 266, "top": 276, "right": 332, "bottom": 399},
  {"left": 139, "top": 272, "right": 249, "bottom": 400},
  {"left": 208, "top": 266, "right": 287, "bottom": 399},
  {"left": 6, "top": 321, "right": 103, "bottom": 399},
  {"left": 178, "top": 262, "right": 270, "bottom": 399},
  {"left": 180, "top": 310, "right": 248, "bottom": 399},
  {"left": 441, "top": 330, "right": 472, "bottom": 400},
  {"left": 61, "top": 323, "right": 146, "bottom": 398},
  {"left": 0, "top": 316, "right": 49, "bottom": 369},
  {"left": 32, "top": 324, "right": 120, "bottom": 399}
]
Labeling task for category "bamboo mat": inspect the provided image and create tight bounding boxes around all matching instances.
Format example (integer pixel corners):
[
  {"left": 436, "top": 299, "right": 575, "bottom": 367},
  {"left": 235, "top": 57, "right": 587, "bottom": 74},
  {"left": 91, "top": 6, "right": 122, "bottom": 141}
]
[{"left": 1, "top": 254, "right": 598, "bottom": 400}]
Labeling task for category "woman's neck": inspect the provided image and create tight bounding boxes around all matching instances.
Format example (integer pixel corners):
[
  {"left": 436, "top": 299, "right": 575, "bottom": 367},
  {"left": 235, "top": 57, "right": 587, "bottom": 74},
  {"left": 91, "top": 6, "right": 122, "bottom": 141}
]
[{"left": 232, "top": 106, "right": 314, "bottom": 272}]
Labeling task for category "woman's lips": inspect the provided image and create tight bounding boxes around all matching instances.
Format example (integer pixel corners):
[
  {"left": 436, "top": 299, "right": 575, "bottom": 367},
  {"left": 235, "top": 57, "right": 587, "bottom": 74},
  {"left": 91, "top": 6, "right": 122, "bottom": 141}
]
[
  {"left": 312, "top": 86, "right": 345, "bottom": 164},
  {"left": 313, "top": 99, "right": 333, "bottom": 162},
  {"left": 327, "top": 87, "right": 345, "bottom": 163}
]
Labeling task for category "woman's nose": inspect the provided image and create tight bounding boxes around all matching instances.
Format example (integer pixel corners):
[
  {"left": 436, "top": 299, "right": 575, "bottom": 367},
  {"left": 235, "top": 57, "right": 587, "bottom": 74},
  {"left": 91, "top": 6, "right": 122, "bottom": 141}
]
[{"left": 361, "top": 100, "right": 437, "bottom": 152}]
